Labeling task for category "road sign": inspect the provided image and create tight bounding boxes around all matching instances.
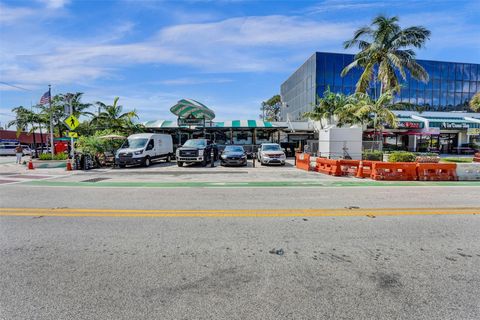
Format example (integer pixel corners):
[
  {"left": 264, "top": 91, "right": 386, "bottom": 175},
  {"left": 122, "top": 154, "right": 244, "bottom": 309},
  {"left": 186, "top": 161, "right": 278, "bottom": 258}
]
[
  {"left": 67, "top": 132, "right": 78, "bottom": 138},
  {"left": 64, "top": 115, "right": 79, "bottom": 130}
]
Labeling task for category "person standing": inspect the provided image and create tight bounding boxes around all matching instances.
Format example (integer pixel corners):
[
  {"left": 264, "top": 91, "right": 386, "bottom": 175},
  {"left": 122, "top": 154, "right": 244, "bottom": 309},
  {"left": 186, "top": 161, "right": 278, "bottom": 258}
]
[{"left": 15, "top": 144, "right": 23, "bottom": 164}]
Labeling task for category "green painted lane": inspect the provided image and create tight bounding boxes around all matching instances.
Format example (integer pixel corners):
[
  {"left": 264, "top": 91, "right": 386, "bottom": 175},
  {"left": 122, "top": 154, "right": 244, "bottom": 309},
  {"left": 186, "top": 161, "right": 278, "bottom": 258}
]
[{"left": 20, "top": 180, "right": 480, "bottom": 188}]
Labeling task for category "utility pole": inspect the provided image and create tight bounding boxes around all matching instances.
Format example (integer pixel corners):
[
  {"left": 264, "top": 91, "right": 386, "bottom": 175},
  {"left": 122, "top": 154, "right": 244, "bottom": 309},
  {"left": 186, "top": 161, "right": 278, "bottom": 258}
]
[
  {"left": 49, "top": 85, "right": 54, "bottom": 158},
  {"left": 67, "top": 94, "right": 75, "bottom": 158}
]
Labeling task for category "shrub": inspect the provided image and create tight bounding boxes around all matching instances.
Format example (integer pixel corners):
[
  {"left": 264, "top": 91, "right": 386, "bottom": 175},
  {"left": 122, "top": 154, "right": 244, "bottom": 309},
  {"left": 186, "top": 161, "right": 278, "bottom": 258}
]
[
  {"left": 388, "top": 151, "right": 416, "bottom": 162},
  {"left": 362, "top": 150, "right": 383, "bottom": 161},
  {"left": 38, "top": 153, "right": 68, "bottom": 160}
]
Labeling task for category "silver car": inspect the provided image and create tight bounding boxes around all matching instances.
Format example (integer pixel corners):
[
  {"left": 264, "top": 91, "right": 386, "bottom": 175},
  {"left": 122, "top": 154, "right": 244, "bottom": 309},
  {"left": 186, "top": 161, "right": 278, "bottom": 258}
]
[{"left": 257, "top": 143, "right": 286, "bottom": 165}]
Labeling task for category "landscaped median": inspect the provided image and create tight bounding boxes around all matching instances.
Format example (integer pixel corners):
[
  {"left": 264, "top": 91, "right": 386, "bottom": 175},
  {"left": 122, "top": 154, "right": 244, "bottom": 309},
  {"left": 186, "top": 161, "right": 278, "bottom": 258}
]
[{"left": 296, "top": 153, "right": 480, "bottom": 181}]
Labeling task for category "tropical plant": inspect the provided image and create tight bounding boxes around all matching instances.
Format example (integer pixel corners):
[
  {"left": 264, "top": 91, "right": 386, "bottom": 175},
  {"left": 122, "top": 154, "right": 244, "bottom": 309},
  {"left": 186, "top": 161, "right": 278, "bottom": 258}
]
[
  {"left": 388, "top": 151, "right": 416, "bottom": 162},
  {"left": 303, "top": 88, "right": 356, "bottom": 128},
  {"left": 91, "top": 97, "right": 140, "bottom": 134},
  {"left": 341, "top": 15, "right": 431, "bottom": 94},
  {"left": 345, "top": 90, "right": 398, "bottom": 130},
  {"left": 8, "top": 106, "right": 40, "bottom": 157},
  {"left": 470, "top": 92, "right": 480, "bottom": 112},
  {"left": 260, "top": 95, "right": 282, "bottom": 121}
]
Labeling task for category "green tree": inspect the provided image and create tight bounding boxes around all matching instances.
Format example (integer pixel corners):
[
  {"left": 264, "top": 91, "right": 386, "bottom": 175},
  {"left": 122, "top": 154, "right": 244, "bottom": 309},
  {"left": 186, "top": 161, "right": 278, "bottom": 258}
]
[
  {"left": 470, "top": 92, "right": 480, "bottom": 112},
  {"left": 303, "top": 88, "right": 358, "bottom": 128},
  {"left": 8, "top": 106, "right": 40, "bottom": 157},
  {"left": 343, "top": 90, "right": 398, "bottom": 150},
  {"left": 260, "top": 94, "right": 281, "bottom": 121},
  {"left": 91, "top": 97, "right": 140, "bottom": 134},
  {"left": 341, "top": 15, "right": 431, "bottom": 94}
]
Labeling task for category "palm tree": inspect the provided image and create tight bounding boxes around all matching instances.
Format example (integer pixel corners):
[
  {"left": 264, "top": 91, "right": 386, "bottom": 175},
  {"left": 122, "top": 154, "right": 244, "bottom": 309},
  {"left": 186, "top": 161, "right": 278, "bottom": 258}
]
[
  {"left": 341, "top": 15, "right": 431, "bottom": 94},
  {"left": 303, "top": 88, "right": 352, "bottom": 128},
  {"left": 470, "top": 92, "right": 480, "bottom": 112},
  {"left": 92, "top": 97, "right": 139, "bottom": 133},
  {"left": 9, "top": 106, "right": 39, "bottom": 157},
  {"left": 343, "top": 90, "right": 398, "bottom": 150},
  {"left": 59, "top": 92, "right": 93, "bottom": 118}
]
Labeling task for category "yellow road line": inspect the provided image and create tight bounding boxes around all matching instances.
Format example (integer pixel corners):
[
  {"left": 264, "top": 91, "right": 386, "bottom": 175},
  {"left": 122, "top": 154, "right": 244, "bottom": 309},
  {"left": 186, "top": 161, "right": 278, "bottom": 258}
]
[
  {"left": 0, "top": 208, "right": 478, "bottom": 218},
  {"left": 1, "top": 207, "right": 479, "bottom": 213}
]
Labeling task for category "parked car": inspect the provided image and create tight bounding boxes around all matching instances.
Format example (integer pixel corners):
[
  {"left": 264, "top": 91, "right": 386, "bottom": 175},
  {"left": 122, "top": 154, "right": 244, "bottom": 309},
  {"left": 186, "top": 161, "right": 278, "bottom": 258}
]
[
  {"left": 220, "top": 145, "right": 247, "bottom": 167},
  {"left": 0, "top": 142, "right": 17, "bottom": 156},
  {"left": 21, "top": 145, "right": 32, "bottom": 156},
  {"left": 176, "top": 139, "right": 218, "bottom": 167},
  {"left": 257, "top": 143, "right": 286, "bottom": 165},
  {"left": 116, "top": 133, "right": 173, "bottom": 168}
]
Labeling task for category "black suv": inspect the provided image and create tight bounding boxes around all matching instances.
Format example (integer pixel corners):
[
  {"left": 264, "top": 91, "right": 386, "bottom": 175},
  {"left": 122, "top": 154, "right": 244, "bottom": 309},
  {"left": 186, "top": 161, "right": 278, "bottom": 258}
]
[{"left": 176, "top": 139, "right": 218, "bottom": 167}]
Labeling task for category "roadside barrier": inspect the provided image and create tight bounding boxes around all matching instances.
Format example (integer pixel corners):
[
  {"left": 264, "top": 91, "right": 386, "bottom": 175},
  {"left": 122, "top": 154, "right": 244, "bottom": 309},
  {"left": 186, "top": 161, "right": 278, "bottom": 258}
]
[
  {"left": 416, "top": 163, "right": 457, "bottom": 181},
  {"left": 355, "top": 160, "right": 377, "bottom": 179},
  {"left": 295, "top": 153, "right": 311, "bottom": 171},
  {"left": 371, "top": 162, "right": 417, "bottom": 181},
  {"left": 338, "top": 159, "right": 360, "bottom": 176},
  {"left": 455, "top": 163, "right": 480, "bottom": 181},
  {"left": 316, "top": 158, "right": 341, "bottom": 176},
  {"left": 310, "top": 157, "right": 317, "bottom": 171}
]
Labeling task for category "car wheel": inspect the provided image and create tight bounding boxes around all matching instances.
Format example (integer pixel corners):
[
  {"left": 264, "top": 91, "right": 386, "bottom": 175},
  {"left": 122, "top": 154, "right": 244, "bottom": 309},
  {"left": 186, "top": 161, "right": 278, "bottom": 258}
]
[
  {"left": 201, "top": 159, "right": 207, "bottom": 167},
  {"left": 166, "top": 155, "right": 171, "bottom": 162},
  {"left": 177, "top": 161, "right": 184, "bottom": 167},
  {"left": 281, "top": 162, "right": 285, "bottom": 166},
  {"left": 119, "top": 164, "right": 126, "bottom": 168},
  {"left": 144, "top": 156, "right": 151, "bottom": 167}
]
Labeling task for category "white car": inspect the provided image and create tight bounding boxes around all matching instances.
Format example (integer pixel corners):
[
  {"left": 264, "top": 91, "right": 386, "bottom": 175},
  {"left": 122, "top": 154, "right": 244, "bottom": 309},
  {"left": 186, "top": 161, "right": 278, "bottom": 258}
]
[
  {"left": 257, "top": 143, "right": 286, "bottom": 165},
  {"left": 21, "top": 145, "right": 32, "bottom": 156}
]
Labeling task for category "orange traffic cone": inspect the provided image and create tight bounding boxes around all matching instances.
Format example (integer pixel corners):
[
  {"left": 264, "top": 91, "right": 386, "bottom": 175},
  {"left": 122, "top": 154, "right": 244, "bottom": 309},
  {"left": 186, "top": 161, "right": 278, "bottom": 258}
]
[
  {"left": 28, "top": 158, "right": 34, "bottom": 170},
  {"left": 66, "top": 159, "right": 72, "bottom": 171},
  {"left": 355, "top": 161, "right": 364, "bottom": 179}
]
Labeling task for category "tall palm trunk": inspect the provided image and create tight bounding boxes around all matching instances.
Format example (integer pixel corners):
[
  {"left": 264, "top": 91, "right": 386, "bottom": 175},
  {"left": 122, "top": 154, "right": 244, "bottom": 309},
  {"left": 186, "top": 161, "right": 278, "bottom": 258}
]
[{"left": 38, "top": 124, "right": 44, "bottom": 154}]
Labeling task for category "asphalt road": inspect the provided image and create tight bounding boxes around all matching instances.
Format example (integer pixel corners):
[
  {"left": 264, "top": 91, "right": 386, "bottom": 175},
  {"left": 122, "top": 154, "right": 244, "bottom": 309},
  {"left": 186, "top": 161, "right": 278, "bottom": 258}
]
[{"left": 1, "top": 183, "right": 480, "bottom": 319}]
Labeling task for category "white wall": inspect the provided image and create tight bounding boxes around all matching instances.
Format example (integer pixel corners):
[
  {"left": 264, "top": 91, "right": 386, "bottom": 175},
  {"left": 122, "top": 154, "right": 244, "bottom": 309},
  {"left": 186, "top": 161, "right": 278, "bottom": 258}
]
[{"left": 318, "top": 127, "right": 363, "bottom": 160}]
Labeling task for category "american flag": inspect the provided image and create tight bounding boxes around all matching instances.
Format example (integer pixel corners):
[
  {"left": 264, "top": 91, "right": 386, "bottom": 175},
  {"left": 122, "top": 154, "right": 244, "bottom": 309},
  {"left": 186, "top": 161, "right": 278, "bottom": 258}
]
[{"left": 39, "top": 91, "right": 50, "bottom": 104}]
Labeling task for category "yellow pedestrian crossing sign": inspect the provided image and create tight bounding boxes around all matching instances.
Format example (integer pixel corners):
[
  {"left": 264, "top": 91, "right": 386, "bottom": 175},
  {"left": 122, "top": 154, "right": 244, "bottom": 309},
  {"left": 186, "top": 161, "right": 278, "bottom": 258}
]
[
  {"left": 64, "top": 115, "right": 79, "bottom": 130},
  {"left": 67, "top": 131, "right": 78, "bottom": 138}
]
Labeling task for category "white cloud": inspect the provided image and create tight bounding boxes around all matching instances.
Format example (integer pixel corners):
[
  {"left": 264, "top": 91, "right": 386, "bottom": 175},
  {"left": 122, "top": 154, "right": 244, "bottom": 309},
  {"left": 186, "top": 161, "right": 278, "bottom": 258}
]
[
  {"left": 158, "top": 78, "right": 233, "bottom": 85},
  {"left": 0, "top": 3, "right": 35, "bottom": 24},
  {"left": 38, "top": 0, "right": 70, "bottom": 9},
  {"left": 1, "top": 14, "right": 354, "bottom": 87}
]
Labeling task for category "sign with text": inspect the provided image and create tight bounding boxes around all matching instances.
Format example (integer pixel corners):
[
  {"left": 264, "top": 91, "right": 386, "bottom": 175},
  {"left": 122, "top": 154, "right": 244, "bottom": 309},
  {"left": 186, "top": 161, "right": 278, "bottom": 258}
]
[
  {"left": 178, "top": 116, "right": 205, "bottom": 127},
  {"left": 67, "top": 132, "right": 78, "bottom": 138},
  {"left": 397, "top": 121, "right": 423, "bottom": 129},
  {"left": 441, "top": 122, "right": 469, "bottom": 130}
]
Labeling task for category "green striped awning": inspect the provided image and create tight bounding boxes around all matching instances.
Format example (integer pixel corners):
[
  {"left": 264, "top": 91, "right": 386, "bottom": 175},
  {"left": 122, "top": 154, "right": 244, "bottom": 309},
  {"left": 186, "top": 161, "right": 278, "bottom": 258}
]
[
  {"left": 143, "top": 120, "right": 178, "bottom": 128},
  {"left": 213, "top": 120, "right": 274, "bottom": 128},
  {"left": 170, "top": 99, "right": 215, "bottom": 120}
]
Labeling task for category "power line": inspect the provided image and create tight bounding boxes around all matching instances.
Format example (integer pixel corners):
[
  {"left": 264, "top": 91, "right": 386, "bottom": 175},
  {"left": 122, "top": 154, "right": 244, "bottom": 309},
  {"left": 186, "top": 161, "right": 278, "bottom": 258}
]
[{"left": 0, "top": 81, "right": 33, "bottom": 92}]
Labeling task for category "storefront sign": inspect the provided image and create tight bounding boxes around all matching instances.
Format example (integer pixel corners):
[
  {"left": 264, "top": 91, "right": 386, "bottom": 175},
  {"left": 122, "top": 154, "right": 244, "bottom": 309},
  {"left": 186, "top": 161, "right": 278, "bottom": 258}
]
[
  {"left": 178, "top": 116, "right": 205, "bottom": 127},
  {"left": 397, "top": 121, "right": 423, "bottom": 129},
  {"left": 467, "top": 128, "right": 480, "bottom": 135},
  {"left": 422, "top": 128, "right": 440, "bottom": 135},
  {"left": 441, "top": 122, "right": 469, "bottom": 129}
]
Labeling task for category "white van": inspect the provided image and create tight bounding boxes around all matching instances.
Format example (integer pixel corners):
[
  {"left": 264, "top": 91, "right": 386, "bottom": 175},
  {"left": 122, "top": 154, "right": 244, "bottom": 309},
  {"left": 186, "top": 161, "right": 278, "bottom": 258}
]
[{"left": 116, "top": 133, "right": 173, "bottom": 168}]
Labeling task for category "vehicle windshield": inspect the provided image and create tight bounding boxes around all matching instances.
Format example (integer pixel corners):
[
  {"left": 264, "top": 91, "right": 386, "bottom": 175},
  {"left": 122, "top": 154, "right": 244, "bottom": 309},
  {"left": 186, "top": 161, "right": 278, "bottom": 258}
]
[
  {"left": 262, "top": 144, "right": 281, "bottom": 151},
  {"left": 224, "top": 146, "right": 244, "bottom": 152},
  {"left": 183, "top": 140, "right": 206, "bottom": 148},
  {"left": 122, "top": 138, "right": 148, "bottom": 149}
]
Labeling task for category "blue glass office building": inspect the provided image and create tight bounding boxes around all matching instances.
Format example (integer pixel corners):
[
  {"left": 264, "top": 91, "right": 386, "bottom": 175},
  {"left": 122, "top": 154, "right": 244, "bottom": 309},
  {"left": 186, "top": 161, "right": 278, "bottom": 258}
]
[{"left": 280, "top": 52, "right": 480, "bottom": 121}]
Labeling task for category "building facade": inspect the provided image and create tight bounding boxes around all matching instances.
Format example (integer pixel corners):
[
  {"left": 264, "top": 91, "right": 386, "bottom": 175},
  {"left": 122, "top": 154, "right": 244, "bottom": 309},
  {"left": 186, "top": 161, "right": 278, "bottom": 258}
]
[{"left": 280, "top": 52, "right": 480, "bottom": 121}]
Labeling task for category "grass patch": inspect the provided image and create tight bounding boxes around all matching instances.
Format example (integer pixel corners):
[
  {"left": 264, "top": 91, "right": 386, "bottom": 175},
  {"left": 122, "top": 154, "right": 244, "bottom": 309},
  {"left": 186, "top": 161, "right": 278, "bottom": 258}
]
[{"left": 440, "top": 157, "right": 473, "bottom": 163}]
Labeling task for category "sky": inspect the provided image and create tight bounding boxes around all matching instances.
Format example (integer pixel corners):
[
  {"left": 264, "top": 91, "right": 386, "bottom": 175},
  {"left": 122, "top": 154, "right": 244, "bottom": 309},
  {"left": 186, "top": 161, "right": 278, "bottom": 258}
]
[{"left": 1, "top": 0, "right": 479, "bottom": 128}]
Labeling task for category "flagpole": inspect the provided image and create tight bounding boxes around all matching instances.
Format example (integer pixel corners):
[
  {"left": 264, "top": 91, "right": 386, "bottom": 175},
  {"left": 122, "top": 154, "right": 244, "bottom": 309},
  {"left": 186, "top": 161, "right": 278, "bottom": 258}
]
[{"left": 49, "top": 84, "right": 54, "bottom": 158}]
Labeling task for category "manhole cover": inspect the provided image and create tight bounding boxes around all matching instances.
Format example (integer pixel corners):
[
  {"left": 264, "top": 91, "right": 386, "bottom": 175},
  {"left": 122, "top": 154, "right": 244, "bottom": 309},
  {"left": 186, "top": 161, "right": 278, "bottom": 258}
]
[{"left": 81, "top": 177, "right": 111, "bottom": 183}]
